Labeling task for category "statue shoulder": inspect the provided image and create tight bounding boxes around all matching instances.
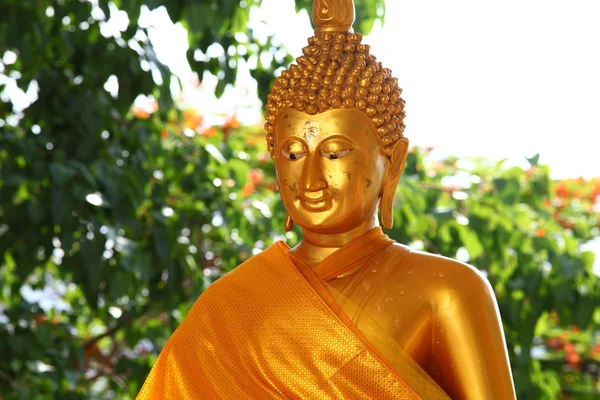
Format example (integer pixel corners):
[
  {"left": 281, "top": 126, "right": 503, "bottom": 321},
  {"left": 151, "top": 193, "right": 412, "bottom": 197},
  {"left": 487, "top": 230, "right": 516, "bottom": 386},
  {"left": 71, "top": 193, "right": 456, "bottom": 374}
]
[
  {"left": 399, "top": 246, "right": 493, "bottom": 295},
  {"left": 205, "top": 243, "right": 282, "bottom": 291}
]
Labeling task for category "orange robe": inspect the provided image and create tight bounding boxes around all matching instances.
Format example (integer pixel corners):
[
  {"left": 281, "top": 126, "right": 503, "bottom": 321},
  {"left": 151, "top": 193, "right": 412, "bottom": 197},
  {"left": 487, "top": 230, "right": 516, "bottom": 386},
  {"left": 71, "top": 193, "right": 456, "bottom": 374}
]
[{"left": 138, "top": 229, "right": 449, "bottom": 399}]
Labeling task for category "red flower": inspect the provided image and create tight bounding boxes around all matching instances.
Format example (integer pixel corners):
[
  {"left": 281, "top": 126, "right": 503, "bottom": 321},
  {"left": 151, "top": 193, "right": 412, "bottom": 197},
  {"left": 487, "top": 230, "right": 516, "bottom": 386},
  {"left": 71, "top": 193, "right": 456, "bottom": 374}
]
[
  {"left": 547, "top": 337, "right": 563, "bottom": 350},
  {"left": 242, "top": 181, "right": 255, "bottom": 197},
  {"left": 535, "top": 228, "right": 546, "bottom": 238},
  {"left": 566, "top": 351, "right": 580, "bottom": 369},
  {"left": 249, "top": 169, "right": 263, "bottom": 185},
  {"left": 132, "top": 98, "right": 158, "bottom": 119},
  {"left": 590, "top": 344, "right": 600, "bottom": 357},
  {"left": 563, "top": 343, "right": 575, "bottom": 353},
  {"left": 222, "top": 114, "right": 240, "bottom": 130},
  {"left": 183, "top": 108, "right": 204, "bottom": 130},
  {"left": 33, "top": 314, "right": 46, "bottom": 326},
  {"left": 133, "top": 108, "right": 151, "bottom": 119},
  {"left": 201, "top": 127, "right": 218, "bottom": 137},
  {"left": 555, "top": 182, "right": 569, "bottom": 198}
]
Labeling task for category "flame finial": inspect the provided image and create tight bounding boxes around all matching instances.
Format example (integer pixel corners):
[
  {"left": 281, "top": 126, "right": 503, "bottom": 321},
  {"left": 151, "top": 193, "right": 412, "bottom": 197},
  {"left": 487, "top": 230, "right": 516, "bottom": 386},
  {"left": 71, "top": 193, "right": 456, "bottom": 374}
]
[{"left": 312, "top": 0, "right": 355, "bottom": 34}]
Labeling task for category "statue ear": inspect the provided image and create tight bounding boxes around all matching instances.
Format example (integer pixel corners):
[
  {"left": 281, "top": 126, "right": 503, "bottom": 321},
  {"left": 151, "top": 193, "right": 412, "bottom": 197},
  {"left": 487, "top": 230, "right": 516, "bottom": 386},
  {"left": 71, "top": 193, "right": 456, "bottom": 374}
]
[{"left": 380, "top": 137, "right": 409, "bottom": 229}]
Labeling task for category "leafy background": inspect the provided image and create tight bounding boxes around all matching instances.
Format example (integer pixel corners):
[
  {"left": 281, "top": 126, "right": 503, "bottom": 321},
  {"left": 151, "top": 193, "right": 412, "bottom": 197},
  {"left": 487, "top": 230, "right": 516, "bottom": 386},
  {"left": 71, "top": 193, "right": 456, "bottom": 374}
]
[{"left": 1, "top": 0, "right": 599, "bottom": 398}]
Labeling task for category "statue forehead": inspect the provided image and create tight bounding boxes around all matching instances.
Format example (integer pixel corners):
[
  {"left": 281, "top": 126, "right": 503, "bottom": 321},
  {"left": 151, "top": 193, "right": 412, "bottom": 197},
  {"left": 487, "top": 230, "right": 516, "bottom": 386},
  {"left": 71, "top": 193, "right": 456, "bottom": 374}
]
[{"left": 274, "top": 108, "right": 373, "bottom": 143}]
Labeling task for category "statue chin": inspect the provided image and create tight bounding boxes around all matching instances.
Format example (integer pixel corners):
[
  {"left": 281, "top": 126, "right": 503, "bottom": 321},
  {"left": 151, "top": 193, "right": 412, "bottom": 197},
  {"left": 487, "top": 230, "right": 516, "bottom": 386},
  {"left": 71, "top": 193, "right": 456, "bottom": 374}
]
[{"left": 286, "top": 204, "right": 375, "bottom": 234}]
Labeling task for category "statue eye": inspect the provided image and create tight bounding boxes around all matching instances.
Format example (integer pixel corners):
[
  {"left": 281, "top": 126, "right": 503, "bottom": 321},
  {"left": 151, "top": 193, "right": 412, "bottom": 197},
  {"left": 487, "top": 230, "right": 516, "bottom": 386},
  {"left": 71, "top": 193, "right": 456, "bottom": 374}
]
[
  {"left": 320, "top": 149, "right": 352, "bottom": 160},
  {"left": 282, "top": 150, "right": 306, "bottom": 161}
]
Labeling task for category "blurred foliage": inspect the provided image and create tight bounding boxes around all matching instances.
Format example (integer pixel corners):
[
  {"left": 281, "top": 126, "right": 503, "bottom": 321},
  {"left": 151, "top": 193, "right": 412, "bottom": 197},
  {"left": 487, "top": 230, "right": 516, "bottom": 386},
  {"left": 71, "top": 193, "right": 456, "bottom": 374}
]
[{"left": 0, "top": 0, "right": 599, "bottom": 399}]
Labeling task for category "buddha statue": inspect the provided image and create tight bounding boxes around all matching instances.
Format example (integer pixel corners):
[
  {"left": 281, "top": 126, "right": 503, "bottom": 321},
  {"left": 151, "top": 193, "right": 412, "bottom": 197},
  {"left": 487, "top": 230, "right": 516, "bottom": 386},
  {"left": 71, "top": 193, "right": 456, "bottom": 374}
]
[{"left": 138, "top": 1, "right": 516, "bottom": 399}]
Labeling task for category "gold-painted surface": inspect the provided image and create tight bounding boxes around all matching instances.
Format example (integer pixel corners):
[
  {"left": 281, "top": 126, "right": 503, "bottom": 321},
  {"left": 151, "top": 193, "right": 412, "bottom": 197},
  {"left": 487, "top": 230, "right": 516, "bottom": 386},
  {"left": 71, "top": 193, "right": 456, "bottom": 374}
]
[
  {"left": 312, "top": 0, "right": 355, "bottom": 33},
  {"left": 137, "top": 241, "right": 441, "bottom": 399}
]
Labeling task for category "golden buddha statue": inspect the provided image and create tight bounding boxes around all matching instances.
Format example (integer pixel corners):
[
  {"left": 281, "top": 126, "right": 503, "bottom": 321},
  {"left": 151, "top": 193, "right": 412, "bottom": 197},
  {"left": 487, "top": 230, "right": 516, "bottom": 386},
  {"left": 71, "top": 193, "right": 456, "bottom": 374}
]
[{"left": 138, "top": 1, "right": 516, "bottom": 398}]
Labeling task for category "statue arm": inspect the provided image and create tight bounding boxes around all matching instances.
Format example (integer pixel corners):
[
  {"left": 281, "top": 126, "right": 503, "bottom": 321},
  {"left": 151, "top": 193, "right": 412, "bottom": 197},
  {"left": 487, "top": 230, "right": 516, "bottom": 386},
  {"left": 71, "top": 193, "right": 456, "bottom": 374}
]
[{"left": 431, "top": 261, "right": 516, "bottom": 400}]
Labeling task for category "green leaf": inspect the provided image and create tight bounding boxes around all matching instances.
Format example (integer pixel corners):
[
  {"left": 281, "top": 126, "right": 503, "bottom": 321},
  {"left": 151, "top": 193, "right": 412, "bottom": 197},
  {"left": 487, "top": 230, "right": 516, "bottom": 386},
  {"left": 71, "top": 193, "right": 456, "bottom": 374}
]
[
  {"left": 457, "top": 225, "right": 484, "bottom": 260},
  {"left": 50, "top": 163, "right": 78, "bottom": 185},
  {"left": 493, "top": 177, "right": 521, "bottom": 205},
  {"left": 51, "top": 187, "right": 73, "bottom": 225},
  {"left": 215, "top": 77, "right": 227, "bottom": 98},
  {"left": 152, "top": 224, "right": 170, "bottom": 261},
  {"left": 26, "top": 197, "right": 47, "bottom": 224},
  {"left": 80, "top": 239, "right": 105, "bottom": 309}
]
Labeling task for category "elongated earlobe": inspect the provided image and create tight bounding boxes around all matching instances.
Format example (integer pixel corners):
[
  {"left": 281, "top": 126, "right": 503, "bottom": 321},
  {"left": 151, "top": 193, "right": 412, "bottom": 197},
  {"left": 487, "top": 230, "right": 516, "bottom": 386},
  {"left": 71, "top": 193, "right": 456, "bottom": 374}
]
[
  {"left": 284, "top": 213, "right": 294, "bottom": 232},
  {"left": 380, "top": 137, "right": 409, "bottom": 229},
  {"left": 380, "top": 187, "right": 395, "bottom": 229}
]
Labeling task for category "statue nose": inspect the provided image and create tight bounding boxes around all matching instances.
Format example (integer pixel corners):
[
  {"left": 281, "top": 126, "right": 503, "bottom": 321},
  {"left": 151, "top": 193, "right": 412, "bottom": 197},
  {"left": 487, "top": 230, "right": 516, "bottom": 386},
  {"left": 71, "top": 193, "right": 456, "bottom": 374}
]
[{"left": 301, "top": 153, "right": 328, "bottom": 191}]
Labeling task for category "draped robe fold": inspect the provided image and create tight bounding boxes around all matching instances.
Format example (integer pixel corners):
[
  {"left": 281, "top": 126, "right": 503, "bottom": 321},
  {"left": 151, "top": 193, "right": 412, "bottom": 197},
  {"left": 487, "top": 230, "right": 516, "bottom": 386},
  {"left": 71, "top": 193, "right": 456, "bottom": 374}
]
[{"left": 137, "top": 228, "right": 449, "bottom": 399}]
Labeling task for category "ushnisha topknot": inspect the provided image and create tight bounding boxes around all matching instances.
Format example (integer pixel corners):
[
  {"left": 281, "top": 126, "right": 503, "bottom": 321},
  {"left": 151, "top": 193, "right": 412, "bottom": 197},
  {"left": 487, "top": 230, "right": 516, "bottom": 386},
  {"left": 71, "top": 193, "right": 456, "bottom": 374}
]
[{"left": 264, "top": 0, "right": 406, "bottom": 158}]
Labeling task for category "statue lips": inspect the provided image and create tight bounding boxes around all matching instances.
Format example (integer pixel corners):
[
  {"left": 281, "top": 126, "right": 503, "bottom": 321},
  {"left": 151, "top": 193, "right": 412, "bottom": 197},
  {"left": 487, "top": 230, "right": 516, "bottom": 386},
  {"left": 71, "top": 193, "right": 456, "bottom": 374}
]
[{"left": 297, "top": 190, "right": 334, "bottom": 212}]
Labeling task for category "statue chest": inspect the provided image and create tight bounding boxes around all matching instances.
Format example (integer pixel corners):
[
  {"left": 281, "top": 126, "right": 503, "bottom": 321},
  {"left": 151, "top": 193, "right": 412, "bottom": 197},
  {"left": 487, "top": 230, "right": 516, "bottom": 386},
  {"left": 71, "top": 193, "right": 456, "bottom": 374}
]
[{"left": 325, "top": 260, "right": 437, "bottom": 368}]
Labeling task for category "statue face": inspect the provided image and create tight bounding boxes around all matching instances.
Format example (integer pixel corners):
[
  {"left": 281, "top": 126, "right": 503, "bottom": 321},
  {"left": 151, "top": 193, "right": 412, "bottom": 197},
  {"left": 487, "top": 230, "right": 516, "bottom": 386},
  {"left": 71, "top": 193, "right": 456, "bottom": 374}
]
[{"left": 274, "top": 108, "right": 388, "bottom": 233}]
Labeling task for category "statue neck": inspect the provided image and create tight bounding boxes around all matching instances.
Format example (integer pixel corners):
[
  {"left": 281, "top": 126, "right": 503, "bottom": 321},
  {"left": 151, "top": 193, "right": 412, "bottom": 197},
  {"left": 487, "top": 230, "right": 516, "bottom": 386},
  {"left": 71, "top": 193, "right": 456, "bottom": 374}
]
[{"left": 289, "top": 208, "right": 380, "bottom": 268}]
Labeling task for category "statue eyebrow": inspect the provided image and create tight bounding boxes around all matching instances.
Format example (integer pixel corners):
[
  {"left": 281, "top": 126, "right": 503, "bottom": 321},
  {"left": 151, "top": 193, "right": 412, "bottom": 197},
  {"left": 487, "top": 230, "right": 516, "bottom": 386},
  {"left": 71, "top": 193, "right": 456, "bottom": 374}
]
[
  {"left": 279, "top": 136, "right": 308, "bottom": 151},
  {"left": 318, "top": 134, "right": 357, "bottom": 147},
  {"left": 277, "top": 124, "right": 307, "bottom": 140}
]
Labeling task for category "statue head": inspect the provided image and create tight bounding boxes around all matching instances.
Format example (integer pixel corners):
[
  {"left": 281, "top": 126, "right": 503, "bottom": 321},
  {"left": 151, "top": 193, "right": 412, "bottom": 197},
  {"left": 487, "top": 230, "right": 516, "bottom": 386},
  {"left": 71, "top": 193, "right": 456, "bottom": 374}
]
[{"left": 264, "top": 0, "right": 409, "bottom": 233}]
